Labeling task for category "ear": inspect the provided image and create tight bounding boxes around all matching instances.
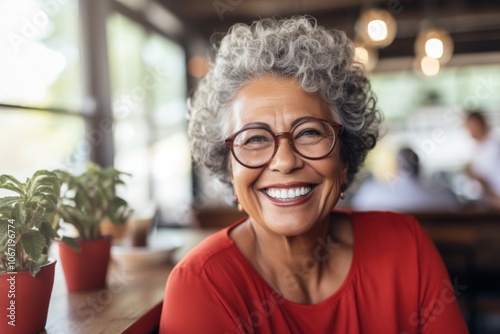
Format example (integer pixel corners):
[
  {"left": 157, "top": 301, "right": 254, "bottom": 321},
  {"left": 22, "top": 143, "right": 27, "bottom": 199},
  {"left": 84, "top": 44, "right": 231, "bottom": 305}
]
[{"left": 341, "top": 160, "right": 349, "bottom": 185}]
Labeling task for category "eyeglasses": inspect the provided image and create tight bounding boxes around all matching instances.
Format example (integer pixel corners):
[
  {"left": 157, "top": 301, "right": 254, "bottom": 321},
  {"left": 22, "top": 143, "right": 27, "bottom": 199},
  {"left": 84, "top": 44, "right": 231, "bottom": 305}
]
[{"left": 224, "top": 117, "right": 343, "bottom": 168}]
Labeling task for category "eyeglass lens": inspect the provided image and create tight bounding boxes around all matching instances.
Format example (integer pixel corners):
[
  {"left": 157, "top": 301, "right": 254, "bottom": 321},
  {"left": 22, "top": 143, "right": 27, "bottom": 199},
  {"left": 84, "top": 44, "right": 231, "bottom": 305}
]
[{"left": 231, "top": 119, "right": 335, "bottom": 167}]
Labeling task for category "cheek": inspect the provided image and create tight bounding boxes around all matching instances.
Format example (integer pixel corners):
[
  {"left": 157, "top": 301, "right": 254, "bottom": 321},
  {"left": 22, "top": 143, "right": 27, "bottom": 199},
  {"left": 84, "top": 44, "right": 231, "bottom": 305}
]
[
  {"left": 230, "top": 160, "right": 245, "bottom": 184},
  {"left": 321, "top": 154, "right": 346, "bottom": 182},
  {"left": 231, "top": 160, "right": 260, "bottom": 194}
]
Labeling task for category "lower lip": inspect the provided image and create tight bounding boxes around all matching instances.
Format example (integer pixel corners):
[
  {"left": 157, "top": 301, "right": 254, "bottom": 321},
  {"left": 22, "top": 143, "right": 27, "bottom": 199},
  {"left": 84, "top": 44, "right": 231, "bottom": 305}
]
[{"left": 263, "top": 188, "right": 315, "bottom": 207}]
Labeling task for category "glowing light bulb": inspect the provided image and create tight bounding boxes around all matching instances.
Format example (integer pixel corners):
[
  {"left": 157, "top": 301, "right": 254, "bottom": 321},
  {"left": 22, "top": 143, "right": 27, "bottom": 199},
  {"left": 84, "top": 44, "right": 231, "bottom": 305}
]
[
  {"left": 415, "top": 28, "right": 454, "bottom": 64},
  {"left": 357, "top": 9, "right": 397, "bottom": 48},
  {"left": 353, "top": 40, "right": 378, "bottom": 71},
  {"left": 421, "top": 56, "right": 440, "bottom": 76},
  {"left": 425, "top": 38, "right": 444, "bottom": 59},
  {"left": 355, "top": 47, "right": 369, "bottom": 65},
  {"left": 367, "top": 20, "right": 388, "bottom": 42}
]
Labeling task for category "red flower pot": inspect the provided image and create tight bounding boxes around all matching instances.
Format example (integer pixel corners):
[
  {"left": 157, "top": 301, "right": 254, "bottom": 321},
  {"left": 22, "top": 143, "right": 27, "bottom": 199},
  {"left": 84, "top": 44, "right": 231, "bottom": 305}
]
[
  {"left": 59, "top": 237, "right": 112, "bottom": 292},
  {"left": 0, "top": 259, "right": 56, "bottom": 334}
]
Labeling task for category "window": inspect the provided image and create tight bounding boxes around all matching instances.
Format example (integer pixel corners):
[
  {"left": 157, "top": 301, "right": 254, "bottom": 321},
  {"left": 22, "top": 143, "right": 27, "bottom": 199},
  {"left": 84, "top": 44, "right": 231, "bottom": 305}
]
[
  {"left": 358, "top": 64, "right": 500, "bottom": 201},
  {"left": 0, "top": 0, "right": 85, "bottom": 179},
  {"left": 369, "top": 65, "right": 500, "bottom": 174},
  {"left": 0, "top": 3, "right": 192, "bottom": 223},
  {"left": 107, "top": 13, "right": 191, "bottom": 224}
]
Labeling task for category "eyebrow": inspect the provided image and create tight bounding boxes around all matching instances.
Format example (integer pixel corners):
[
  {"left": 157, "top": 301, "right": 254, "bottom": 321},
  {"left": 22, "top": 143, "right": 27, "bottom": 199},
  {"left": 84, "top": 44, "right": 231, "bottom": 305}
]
[
  {"left": 291, "top": 116, "right": 314, "bottom": 128},
  {"left": 240, "top": 117, "right": 316, "bottom": 131},
  {"left": 240, "top": 122, "right": 272, "bottom": 130}
]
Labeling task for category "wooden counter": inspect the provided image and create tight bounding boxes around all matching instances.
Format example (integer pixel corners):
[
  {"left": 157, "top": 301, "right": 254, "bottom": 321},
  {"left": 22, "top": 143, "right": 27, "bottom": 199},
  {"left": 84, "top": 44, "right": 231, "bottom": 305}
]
[
  {"left": 42, "top": 228, "right": 216, "bottom": 334},
  {"left": 415, "top": 211, "right": 500, "bottom": 269}
]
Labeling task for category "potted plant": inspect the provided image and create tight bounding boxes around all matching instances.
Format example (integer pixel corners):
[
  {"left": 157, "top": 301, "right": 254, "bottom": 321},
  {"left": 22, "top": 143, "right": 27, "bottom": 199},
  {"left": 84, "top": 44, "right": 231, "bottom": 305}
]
[
  {"left": 56, "top": 163, "right": 132, "bottom": 292},
  {"left": 0, "top": 171, "right": 61, "bottom": 334}
]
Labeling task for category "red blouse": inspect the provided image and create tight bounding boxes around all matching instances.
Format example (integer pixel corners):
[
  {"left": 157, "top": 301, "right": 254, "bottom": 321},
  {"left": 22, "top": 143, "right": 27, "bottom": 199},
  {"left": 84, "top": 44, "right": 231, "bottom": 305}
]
[{"left": 160, "top": 211, "right": 468, "bottom": 333}]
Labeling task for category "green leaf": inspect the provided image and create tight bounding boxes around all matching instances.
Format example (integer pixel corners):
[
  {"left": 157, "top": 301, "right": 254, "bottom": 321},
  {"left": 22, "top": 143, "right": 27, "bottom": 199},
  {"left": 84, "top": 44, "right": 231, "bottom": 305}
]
[
  {"left": 0, "top": 174, "right": 23, "bottom": 187},
  {"left": 54, "top": 170, "right": 73, "bottom": 184},
  {"left": 45, "top": 193, "right": 59, "bottom": 207},
  {"left": 0, "top": 205, "right": 13, "bottom": 218},
  {"left": 29, "top": 261, "right": 41, "bottom": 277},
  {"left": 39, "top": 221, "right": 56, "bottom": 245},
  {"left": 36, "top": 173, "right": 59, "bottom": 185},
  {"left": 31, "top": 193, "right": 58, "bottom": 213},
  {"left": 20, "top": 230, "right": 46, "bottom": 262},
  {"left": 28, "top": 171, "right": 58, "bottom": 195},
  {"left": 60, "top": 236, "right": 80, "bottom": 252},
  {"left": 32, "top": 185, "right": 54, "bottom": 194},
  {"left": 0, "top": 196, "right": 21, "bottom": 209},
  {"left": 0, "top": 180, "right": 24, "bottom": 195},
  {"left": 56, "top": 165, "right": 131, "bottom": 241},
  {"left": 25, "top": 201, "right": 47, "bottom": 229},
  {"left": 12, "top": 203, "right": 27, "bottom": 225},
  {"left": 23, "top": 206, "right": 35, "bottom": 228},
  {"left": 112, "top": 196, "right": 127, "bottom": 208},
  {"left": 0, "top": 220, "right": 9, "bottom": 245},
  {"left": 0, "top": 175, "right": 24, "bottom": 194},
  {"left": 58, "top": 205, "right": 93, "bottom": 238},
  {"left": 13, "top": 223, "right": 28, "bottom": 238}
]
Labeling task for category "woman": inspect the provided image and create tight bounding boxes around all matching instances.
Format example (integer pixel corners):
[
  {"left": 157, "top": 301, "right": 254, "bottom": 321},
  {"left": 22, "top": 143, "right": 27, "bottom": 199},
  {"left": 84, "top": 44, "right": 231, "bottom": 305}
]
[{"left": 160, "top": 16, "right": 468, "bottom": 333}]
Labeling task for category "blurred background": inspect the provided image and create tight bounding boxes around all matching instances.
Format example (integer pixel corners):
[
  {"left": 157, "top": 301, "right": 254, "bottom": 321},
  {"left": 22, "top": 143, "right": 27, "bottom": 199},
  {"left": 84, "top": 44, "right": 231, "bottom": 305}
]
[{"left": 0, "top": 0, "right": 499, "bottom": 332}]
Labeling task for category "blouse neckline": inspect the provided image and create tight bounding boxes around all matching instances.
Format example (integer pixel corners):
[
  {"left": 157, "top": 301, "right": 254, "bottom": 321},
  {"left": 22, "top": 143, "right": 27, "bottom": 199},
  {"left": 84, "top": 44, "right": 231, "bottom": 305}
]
[{"left": 224, "top": 210, "right": 359, "bottom": 310}]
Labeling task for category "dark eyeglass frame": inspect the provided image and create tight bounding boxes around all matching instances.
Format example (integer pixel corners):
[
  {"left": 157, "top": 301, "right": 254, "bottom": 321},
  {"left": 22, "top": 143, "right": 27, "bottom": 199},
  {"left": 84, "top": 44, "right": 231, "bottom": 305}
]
[{"left": 224, "top": 116, "right": 343, "bottom": 169}]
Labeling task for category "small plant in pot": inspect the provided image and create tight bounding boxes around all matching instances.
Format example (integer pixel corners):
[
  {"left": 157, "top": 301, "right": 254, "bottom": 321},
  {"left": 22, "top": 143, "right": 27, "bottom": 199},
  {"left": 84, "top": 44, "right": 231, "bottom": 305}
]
[
  {"left": 0, "top": 171, "right": 61, "bottom": 334},
  {"left": 56, "top": 163, "right": 132, "bottom": 292}
]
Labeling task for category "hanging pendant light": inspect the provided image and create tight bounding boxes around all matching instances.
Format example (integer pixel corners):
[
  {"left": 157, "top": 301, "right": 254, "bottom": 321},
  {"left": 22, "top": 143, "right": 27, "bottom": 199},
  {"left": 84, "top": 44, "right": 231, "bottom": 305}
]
[
  {"left": 414, "top": 28, "right": 454, "bottom": 64},
  {"left": 357, "top": 8, "right": 397, "bottom": 48},
  {"left": 353, "top": 40, "right": 378, "bottom": 72},
  {"left": 419, "top": 55, "right": 440, "bottom": 76}
]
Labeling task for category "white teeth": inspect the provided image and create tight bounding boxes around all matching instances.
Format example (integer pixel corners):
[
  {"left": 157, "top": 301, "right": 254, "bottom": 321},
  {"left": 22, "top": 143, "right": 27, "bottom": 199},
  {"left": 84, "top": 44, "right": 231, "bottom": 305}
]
[{"left": 265, "top": 186, "right": 312, "bottom": 200}]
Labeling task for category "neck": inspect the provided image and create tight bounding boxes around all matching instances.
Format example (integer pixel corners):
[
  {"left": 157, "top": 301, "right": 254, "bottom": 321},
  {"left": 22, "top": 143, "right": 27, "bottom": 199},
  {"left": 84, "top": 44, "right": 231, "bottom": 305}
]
[{"left": 249, "top": 215, "right": 341, "bottom": 301}]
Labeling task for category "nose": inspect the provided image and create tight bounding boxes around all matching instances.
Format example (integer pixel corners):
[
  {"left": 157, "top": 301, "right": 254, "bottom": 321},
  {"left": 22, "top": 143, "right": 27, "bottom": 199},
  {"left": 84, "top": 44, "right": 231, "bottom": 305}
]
[{"left": 267, "top": 137, "right": 304, "bottom": 173}]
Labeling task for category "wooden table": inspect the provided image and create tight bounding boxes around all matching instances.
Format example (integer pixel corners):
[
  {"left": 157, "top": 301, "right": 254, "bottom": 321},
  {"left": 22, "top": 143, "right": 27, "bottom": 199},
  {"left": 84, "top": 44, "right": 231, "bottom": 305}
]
[{"left": 42, "top": 228, "right": 216, "bottom": 334}]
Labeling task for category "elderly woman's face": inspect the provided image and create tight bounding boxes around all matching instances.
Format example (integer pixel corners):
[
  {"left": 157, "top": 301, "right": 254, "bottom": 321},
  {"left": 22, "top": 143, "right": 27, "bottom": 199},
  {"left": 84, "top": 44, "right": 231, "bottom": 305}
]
[{"left": 229, "top": 76, "right": 348, "bottom": 237}]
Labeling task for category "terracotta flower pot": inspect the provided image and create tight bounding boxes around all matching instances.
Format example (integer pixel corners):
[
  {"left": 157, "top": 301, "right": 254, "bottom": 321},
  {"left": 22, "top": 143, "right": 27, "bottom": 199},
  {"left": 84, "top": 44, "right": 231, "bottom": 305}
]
[
  {"left": 0, "top": 259, "right": 56, "bottom": 334},
  {"left": 59, "top": 237, "right": 112, "bottom": 292}
]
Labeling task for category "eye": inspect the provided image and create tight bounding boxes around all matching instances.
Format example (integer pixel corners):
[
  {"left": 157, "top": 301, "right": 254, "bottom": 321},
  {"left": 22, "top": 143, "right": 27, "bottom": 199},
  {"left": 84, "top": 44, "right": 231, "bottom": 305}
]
[
  {"left": 245, "top": 135, "right": 271, "bottom": 144},
  {"left": 234, "top": 129, "right": 273, "bottom": 148},
  {"left": 296, "top": 128, "right": 322, "bottom": 138}
]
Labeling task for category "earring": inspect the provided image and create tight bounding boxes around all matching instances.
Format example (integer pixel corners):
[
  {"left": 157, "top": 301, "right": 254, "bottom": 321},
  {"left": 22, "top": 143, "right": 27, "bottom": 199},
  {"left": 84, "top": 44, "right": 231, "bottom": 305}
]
[
  {"left": 340, "top": 183, "right": 346, "bottom": 200},
  {"left": 237, "top": 203, "right": 243, "bottom": 212}
]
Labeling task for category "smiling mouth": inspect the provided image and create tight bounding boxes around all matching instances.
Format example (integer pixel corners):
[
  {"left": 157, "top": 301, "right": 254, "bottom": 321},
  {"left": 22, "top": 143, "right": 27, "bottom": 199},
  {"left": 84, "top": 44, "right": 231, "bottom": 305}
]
[{"left": 263, "top": 186, "right": 314, "bottom": 201}]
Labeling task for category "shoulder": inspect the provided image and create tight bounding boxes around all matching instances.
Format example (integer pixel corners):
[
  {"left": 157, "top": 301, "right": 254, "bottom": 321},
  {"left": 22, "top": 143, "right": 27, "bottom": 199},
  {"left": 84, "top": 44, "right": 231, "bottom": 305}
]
[
  {"left": 352, "top": 210, "right": 420, "bottom": 232},
  {"left": 349, "top": 211, "right": 438, "bottom": 291},
  {"left": 174, "top": 226, "right": 238, "bottom": 275},
  {"left": 350, "top": 210, "right": 427, "bottom": 256}
]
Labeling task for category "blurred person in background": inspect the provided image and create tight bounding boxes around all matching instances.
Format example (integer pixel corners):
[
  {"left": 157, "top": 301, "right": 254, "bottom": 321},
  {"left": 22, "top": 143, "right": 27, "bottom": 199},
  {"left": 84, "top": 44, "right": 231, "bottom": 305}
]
[
  {"left": 159, "top": 16, "right": 468, "bottom": 333},
  {"left": 351, "top": 147, "right": 461, "bottom": 212},
  {"left": 465, "top": 111, "right": 500, "bottom": 210}
]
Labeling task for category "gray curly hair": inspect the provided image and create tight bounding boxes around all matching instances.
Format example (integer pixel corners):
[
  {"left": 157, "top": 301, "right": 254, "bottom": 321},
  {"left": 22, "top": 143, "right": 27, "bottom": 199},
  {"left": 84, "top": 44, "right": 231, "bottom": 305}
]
[{"left": 188, "top": 16, "right": 382, "bottom": 187}]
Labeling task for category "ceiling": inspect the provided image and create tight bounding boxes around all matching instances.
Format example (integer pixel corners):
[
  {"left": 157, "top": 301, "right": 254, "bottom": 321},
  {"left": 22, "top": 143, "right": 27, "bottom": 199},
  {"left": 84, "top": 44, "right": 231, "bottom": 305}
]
[{"left": 157, "top": 0, "right": 500, "bottom": 60}]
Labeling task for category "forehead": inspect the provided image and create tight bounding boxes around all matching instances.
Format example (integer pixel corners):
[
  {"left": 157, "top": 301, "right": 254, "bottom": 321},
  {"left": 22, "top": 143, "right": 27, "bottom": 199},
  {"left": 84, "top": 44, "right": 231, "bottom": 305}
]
[{"left": 229, "top": 76, "right": 334, "bottom": 130}]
